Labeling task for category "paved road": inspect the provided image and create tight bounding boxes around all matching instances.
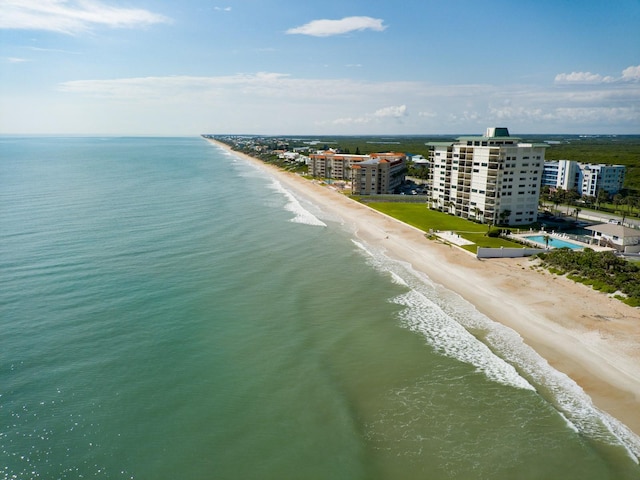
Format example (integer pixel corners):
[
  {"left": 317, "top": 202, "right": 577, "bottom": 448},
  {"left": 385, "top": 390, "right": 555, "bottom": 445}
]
[
  {"left": 579, "top": 211, "right": 640, "bottom": 228},
  {"left": 540, "top": 202, "right": 640, "bottom": 229}
]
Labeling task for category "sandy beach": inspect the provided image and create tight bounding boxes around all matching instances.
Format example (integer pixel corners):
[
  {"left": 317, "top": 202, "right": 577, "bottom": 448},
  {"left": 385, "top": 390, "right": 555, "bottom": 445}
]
[{"left": 206, "top": 139, "right": 640, "bottom": 442}]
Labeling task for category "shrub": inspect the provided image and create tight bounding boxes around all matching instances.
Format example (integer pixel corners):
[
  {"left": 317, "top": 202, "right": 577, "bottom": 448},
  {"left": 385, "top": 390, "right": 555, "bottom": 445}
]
[{"left": 540, "top": 249, "right": 640, "bottom": 305}]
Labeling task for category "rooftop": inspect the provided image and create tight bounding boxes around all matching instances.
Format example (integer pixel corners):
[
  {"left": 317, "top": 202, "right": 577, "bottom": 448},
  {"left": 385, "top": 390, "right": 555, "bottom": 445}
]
[{"left": 586, "top": 223, "right": 640, "bottom": 238}]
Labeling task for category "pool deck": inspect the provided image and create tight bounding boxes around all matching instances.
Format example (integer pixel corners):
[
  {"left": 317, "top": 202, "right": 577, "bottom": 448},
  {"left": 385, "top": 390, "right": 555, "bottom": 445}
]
[{"left": 511, "top": 230, "right": 613, "bottom": 252}]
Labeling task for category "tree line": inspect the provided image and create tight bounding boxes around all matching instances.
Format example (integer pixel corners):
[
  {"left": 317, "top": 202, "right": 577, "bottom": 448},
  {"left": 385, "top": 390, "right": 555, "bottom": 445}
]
[{"left": 541, "top": 186, "right": 640, "bottom": 220}]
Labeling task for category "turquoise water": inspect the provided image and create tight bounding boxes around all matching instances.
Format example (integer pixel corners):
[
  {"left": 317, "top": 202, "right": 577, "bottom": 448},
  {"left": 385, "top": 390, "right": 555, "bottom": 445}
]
[
  {"left": 525, "top": 235, "right": 583, "bottom": 250},
  {"left": 1, "top": 137, "right": 639, "bottom": 479}
]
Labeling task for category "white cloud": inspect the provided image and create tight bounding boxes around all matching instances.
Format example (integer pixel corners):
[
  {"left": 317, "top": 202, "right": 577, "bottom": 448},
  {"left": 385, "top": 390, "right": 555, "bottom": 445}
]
[
  {"left": 6, "top": 57, "right": 29, "bottom": 63},
  {"left": 0, "top": 0, "right": 171, "bottom": 34},
  {"left": 554, "top": 71, "right": 615, "bottom": 84},
  {"left": 58, "top": 73, "right": 415, "bottom": 102},
  {"left": 286, "top": 16, "right": 386, "bottom": 37},
  {"left": 374, "top": 104, "right": 407, "bottom": 118},
  {"left": 322, "top": 105, "right": 407, "bottom": 126},
  {"left": 27, "top": 46, "right": 81, "bottom": 54},
  {"left": 622, "top": 65, "right": 640, "bottom": 82},
  {"left": 214, "top": 7, "right": 232, "bottom": 12},
  {"left": 330, "top": 116, "right": 372, "bottom": 125},
  {"left": 555, "top": 65, "right": 640, "bottom": 84},
  {"left": 447, "top": 110, "right": 481, "bottom": 123},
  {"left": 38, "top": 71, "right": 640, "bottom": 135}
]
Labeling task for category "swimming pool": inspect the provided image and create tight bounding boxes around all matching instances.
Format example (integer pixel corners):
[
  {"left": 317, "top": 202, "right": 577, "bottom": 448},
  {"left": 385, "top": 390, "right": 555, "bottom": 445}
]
[{"left": 524, "top": 235, "right": 583, "bottom": 250}]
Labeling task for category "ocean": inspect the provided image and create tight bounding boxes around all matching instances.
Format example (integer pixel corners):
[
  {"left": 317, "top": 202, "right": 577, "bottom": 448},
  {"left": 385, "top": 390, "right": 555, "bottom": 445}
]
[{"left": 1, "top": 136, "right": 639, "bottom": 479}]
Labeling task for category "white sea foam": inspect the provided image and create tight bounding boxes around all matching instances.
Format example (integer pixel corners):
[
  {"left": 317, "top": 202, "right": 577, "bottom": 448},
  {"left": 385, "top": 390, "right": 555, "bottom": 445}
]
[
  {"left": 393, "top": 289, "right": 536, "bottom": 391},
  {"left": 269, "top": 179, "right": 326, "bottom": 227},
  {"left": 215, "top": 146, "right": 327, "bottom": 227},
  {"left": 351, "top": 240, "right": 374, "bottom": 257},
  {"left": 432, "top": 286, "right": 640, "bottom": 461},
  {"left": 389, "top": 271, "right": 408, "bottom": 287},
  {"left": 350, "top": 239, "right": 534, "bottom": 391},
  {"left": 351, "top": 237, "right": 640, "bottom": 461}
]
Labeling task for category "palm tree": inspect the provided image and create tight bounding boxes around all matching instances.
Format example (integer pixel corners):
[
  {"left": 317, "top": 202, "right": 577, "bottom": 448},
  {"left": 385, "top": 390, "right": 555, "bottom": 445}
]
[
  {"left": 552, "top": 189, "right": 563, "bottom": 214},
  {"left": 596, "top": 189, "right": 609, "bottom": 210},
  {"left": 574, "top": 207, "right": 581, "bottom": 221},
  {"left": 498, "top": 209, "right": 511, "bottom": 226},
  {"left": 444, "top": 200, "right": 455, "bottom": 214},
  {"left": 613, "top": 193, "right": 623, "bottom": 213},
  {"left": 630, "top": 196, "right": 639, "bottom": 218}
]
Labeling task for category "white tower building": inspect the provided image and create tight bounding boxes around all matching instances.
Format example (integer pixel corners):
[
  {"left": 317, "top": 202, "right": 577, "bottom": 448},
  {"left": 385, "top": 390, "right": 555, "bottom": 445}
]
[{"left": 426, "top": 128, "right": 547, "bottom": 225}]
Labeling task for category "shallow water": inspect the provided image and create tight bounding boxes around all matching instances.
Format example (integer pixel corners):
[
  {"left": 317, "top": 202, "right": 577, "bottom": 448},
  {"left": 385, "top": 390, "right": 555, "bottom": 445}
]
[{"left": 1, "top": 137, "right": 639, "bottom": 479}]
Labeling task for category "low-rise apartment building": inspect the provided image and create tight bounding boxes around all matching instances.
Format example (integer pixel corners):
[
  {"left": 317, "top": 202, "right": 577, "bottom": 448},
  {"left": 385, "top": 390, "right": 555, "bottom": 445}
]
[
  {"left": 351, "top": 153, "right": 407, "bottom": 195},
  {"left": 308, "top": 152, "right": 370, "bottom": 180},
  {"left": 309, "top": 151, "right": 407, "bottom": 195}
]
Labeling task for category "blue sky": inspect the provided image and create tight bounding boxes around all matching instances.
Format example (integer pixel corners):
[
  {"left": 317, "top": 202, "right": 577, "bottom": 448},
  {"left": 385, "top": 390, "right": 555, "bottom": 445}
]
[{"left": 1, "top": 0, "right": 639, "bottom": 135}]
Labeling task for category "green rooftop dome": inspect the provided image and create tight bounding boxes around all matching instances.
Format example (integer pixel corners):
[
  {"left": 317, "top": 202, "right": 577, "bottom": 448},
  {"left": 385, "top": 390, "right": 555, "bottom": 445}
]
[{"left": 485, "top": 127, "right": 510, "bottom": 137}]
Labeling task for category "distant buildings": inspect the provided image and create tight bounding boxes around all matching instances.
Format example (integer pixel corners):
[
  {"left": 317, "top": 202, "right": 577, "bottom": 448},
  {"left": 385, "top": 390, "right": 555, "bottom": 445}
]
[
  {"left": 308, "top": 151, "right": 407, "bottom": 195},
  {"left": 542, "top": 160, "right": 625, "bottom": 197},
  {"left": 426, "top": 127, "right": 546, "bottom": 225}
]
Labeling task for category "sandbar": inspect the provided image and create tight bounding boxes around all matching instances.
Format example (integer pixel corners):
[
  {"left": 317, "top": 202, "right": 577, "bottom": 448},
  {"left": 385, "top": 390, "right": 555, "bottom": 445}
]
[{"left": 206, "top": 138, "right": 640, "bottom": 443}]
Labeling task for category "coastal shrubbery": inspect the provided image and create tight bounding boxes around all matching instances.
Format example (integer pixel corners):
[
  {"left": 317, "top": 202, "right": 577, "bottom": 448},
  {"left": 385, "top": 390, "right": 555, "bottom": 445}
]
[{"left": 537, "top": 248, "right": 640, "bottom": 306}]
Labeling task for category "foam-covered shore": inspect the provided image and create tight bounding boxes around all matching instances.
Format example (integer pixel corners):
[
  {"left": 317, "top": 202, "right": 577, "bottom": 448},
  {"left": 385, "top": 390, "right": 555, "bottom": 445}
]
[{"left": 205, "top": 138, "right": 640, "bottom": 443}]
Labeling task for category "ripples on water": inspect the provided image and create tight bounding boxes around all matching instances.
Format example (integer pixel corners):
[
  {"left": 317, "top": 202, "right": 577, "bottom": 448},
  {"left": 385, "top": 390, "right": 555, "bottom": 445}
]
[{"left": 1, "top": 137, "right": 639, "bottom": 479}]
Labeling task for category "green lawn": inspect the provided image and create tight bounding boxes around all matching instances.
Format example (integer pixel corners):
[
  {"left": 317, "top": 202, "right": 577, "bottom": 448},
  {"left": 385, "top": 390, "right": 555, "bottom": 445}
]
[
  {"left": 460, "top": 233, "right": 520, "bottom": 250},
  {"left": 364, "top": 202, "right": 523, "bottom": 251},
  {"left": 365, "top": 203, "right": 485, "bottom": 231}
]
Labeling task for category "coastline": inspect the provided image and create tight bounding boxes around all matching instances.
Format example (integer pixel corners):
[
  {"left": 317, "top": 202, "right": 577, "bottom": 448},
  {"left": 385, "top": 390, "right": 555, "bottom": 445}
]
[{"left": 205, "top": 138, "right": 640, "bottom": 443}]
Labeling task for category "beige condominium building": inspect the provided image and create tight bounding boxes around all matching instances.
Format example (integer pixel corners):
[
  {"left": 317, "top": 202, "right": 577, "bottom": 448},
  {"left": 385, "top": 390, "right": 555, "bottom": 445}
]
[
  {"left": 426, "top": 127, "right": 547, "bottom": 225},
  {"left": 309, "top": 151, "right": 406, "bottom": 195},
  {"left": 351, "top": 153, "right": 407, "bottom": 195},
  {"left": 308, "top": 152, "right": 369, "bottom": 180}
]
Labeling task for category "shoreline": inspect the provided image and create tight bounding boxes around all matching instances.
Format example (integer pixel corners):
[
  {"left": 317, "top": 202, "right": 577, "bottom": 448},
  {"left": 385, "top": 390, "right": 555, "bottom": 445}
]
[{"left": 205, "top": 138, "right": 640, "bottom": 444}]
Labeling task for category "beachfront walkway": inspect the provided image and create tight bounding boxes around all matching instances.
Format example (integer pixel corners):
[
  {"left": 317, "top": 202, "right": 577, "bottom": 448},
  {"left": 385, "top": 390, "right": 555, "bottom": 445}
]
[{"left": 435, "top": 231, "right": 474, "bottom": 246}]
